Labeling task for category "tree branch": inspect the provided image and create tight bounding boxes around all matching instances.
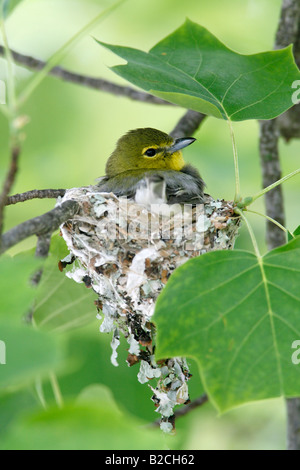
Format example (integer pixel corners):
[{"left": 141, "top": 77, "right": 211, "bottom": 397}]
[
  {"left": 0, "top": 45, "right": 173, "bottom": 106},
  {"left": 259, "top": 0, "right": 300, "bottom": 451},
  {"left": 0, "top": 144, "right": 21, "bottom": 243},
  {"left": 30, "top": 232, "right": 52, "bottom": 288},
  {"left": 173, "top": 393, "right": 209, "bottom": 419},
  {"left": 35, "top": 232, "right": 52, "bottom": 259},
  {"left": 5, "top": 188, "right": 66, "bottom": 205},
  {"left": 259, "top": 0, "right": 300, "bottom": 250},
  {"left": 1, "top": 110, "right": 208, "bottom": 257},
  {"left": 151, "top": 393, "right": 209, "bottom": 427},
  {"left": 275, "top": 0, "right": 300, "bottom": 48},
  {"left": 276, "top": 0, "right": 300, "bottom": 141},
  {"left": 170, "top": 109, "right": 207, "bottom": 139},
  {"left": 259, "top": 119, "right": 285, "bottom": 249},
  {"left": 0, "top": 199, "right": 79, "bottom": 254},
  {"left": 286, "top": 398, "right": 300, "bottom": 450}
]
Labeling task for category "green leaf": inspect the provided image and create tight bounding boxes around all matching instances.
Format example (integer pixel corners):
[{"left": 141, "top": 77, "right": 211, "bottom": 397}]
[
  {"left": 1, "top": 385, "right": 164, "bottom": 450},
  {"left": 0, "top": 251, "right": 64, "bottom": 390},
  {"left": 287, "top": 225, "right": 300, "bottom": 242},
  {"left": 76, "top": 384, "right": 122, "bottom": 415},
  {"left": 153, "top": 237, "right": 300, "bottom": 412},
  {"left": 0, "top": 389, "right": 37, "bottom": 436},
  {"left": 97, "top": 19, "right": 300, "bottom": 121},
  {"left": 2, "top": 0, "right": 23, "bottom": 18},
  {"left": 53, "top": 325, "right": 205, "bottom": 422},
  {"left": 0, "top": 253, "right": 40, "bottom": 322},
  {"left": 0, "top": 323, "right": 63, "bottom": 389},
  {"left": 33, "top": 236, "right": 96, "bottom": 332}
]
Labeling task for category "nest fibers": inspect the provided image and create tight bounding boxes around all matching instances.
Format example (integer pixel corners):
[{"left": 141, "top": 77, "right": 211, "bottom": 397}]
[{"left": 59, "top": 185, "right": 240, "bottom": 432}]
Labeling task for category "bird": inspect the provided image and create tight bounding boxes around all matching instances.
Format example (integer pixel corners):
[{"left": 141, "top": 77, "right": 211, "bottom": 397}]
[
  {"left": 134, "top": 174, "right": 167, "bottom": 207},
  {"left": 96, "top": 128, "right": 205, "bottom": 204}
]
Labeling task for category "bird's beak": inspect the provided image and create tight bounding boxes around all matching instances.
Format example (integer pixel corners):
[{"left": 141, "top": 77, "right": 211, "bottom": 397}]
[{"left": 168, "top": 137, "right": 196, "bottom": 154}]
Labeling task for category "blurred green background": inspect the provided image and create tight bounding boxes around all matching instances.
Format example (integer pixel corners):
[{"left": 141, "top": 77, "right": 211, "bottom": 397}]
[{"left": 0, "top": 0, "right": 299, "bottom": 449}]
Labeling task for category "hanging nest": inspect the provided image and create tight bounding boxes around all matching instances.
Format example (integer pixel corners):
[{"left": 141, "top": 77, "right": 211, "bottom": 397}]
[{"left": 59, "top": 185, "right": 240, "bottom": 432}]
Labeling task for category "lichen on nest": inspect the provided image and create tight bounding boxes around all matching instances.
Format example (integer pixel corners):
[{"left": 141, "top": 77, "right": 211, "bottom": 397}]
[{"left": 59, "top": 185, "right": 240, "bottom": 432}]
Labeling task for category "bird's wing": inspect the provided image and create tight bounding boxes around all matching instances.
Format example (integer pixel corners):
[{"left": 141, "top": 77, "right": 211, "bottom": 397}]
[{"left": 96, "top": 167, "right": 205, "bottom": 204}]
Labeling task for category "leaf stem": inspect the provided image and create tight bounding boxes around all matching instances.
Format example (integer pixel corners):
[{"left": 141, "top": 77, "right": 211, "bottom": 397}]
[
  {"left": 35, "top": 378, "right": 48, "bottom": 410},
  {"left": 235, "top": 207, "right": 261, "bottom": 258},
  {"left": 18, "top": 0, "right": 128, "bottom": 106},
  {"left": 245, "top": 208, "right": 291, "bottom": 237},
  {"left": 227, "top": 119, "right": 240, "bottom": 202},
  {"left": 49, "top": 372, "right": 64, "bottom": 408},
  {"left": 251, "top": 168, "right": 300, "bottom": 204}
]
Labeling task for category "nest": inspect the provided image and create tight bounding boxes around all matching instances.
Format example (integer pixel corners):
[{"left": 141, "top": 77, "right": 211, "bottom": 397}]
[{"left": 59, "top": 185, "right": 240, "bottom": 432}]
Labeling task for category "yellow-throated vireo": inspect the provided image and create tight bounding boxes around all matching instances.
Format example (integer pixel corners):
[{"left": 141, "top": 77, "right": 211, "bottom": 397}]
[{"left": 97, "top": 128, "right": 204, "bottom": 204}]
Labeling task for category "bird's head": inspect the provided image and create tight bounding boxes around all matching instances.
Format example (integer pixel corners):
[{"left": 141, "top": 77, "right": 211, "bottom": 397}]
[{"left": 105, "top": 128, "right": 196, "bottom": 177}]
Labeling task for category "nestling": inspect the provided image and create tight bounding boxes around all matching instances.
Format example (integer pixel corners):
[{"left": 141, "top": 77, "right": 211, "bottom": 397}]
[{"left": 97, "top": 128, "right": 205, "bottom": 204}]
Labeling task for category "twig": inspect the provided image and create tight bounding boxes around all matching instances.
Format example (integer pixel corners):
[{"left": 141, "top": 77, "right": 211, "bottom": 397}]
[
  {"left": 0, "top": 45, "right": 173, "bottom": 106},
  {"left": 286, "top": 398, "right": 300, "bottom": 450},
  {"left": 18, "top": 0, "right": 130, "bottom": 105},
  {"left": 0, "top": 145, "right": 20, "bottom": 242},
  {"left": 5, "top": 188, "right": 66, "bottom": 205},
  {"left": 25, "top": 231, "right": 52, "bottom": 324},
  {"left": 30, "top": 232, "right": 52, "bottom": 287},
  {"left": 170, "top": 109, "right": 206, "bottom": 138},
  {"left": 151, "top": 393, "right": 209, "bottom": 427},
  {"left": 276, "top": 0, "right": 300, "bottom": 141},
  {"left": 35, "top": 232, "right": 52, "bottom": 259},
  {"left": 173, "top": 393, "right": 209, "bottom": 419},
  {"left": 0, "top": 12, "right": 20, "bottom": 246},
  {"left": 295, "top": 11, "right": 300, "bottom": 68},
  {"left": 0, "top": 199, "right": 79, "bottom": 254},
  {"left": 259, "top": 119, "right": 285, "bottom": 250},
  {"left": 275, "top": 0, "right": 300, "bottom": 50},
  {"left": 259, "top": 0, "right": 300, "bottom": 451}
]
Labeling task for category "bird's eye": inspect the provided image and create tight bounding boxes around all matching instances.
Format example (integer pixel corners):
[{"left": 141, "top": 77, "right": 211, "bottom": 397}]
[{"left": 144, "top": 148, "right": 156, "bottom": 157}]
